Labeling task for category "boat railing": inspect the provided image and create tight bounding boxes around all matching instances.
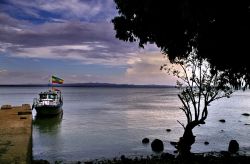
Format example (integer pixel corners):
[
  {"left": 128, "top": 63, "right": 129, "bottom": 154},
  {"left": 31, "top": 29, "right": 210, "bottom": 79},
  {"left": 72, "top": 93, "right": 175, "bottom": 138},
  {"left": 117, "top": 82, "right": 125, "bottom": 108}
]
[
  {"left": 33, "top": 98, "right": 61, "bottom": 106},
  {"left": 33, "top": 98, "right": 38, "bottom": 106}
]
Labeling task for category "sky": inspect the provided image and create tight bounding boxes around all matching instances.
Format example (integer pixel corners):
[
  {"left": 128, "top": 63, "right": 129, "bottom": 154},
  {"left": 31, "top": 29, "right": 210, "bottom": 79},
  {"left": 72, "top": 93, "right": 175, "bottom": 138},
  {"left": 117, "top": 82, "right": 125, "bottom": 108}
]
[{"left": 0, "top": 0, "right": 177, "bottom": 85}]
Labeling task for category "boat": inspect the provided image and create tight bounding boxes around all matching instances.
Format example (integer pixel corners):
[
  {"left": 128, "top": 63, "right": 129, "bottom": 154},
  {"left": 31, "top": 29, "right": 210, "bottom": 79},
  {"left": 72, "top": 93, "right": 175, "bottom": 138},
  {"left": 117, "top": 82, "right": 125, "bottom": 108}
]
[
  {"left": 32, "top": 90, "right": 63, "bottom": 116},
  {"left": 32, "top": 75, "right": 64, "bottom": 116}
]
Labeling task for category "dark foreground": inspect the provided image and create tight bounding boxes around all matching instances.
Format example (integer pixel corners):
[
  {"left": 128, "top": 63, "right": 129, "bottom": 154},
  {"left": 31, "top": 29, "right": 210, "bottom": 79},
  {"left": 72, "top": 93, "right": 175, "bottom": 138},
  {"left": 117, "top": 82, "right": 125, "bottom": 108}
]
[{"left": 32, "top": 152, "right": 250, "bottom": 164}]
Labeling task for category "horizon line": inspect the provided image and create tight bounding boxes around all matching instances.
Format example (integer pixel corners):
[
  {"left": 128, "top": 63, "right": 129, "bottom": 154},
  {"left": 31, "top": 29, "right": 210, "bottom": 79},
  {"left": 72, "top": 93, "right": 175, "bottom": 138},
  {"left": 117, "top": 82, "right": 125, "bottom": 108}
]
[{"left": 0, "top": 82, "right": 175, "bottom": 87}]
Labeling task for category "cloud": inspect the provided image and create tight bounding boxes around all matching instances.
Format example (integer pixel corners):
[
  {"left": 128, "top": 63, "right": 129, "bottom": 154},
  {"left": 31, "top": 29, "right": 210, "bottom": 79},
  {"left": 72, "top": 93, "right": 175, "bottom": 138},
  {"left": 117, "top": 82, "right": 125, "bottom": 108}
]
[
  {"left": 1, "top": 0, "right": 116, "bottom": 21},
  {"left": 0, "top": 69, "right": 50, "bottom": 84},
  {"left": 124, "top": 52, "right": 178, "bottom": 85},
  {"left": 60, "top": 73, "right": 126, "bottom": 84},
  {"left": 0, "top": 13, "right": 153, "bottom": 66},
  {"left": 0, "top": 52, "right": 178, "bottom": 85},
  {"left": 0, "top": 68, "right": 7, "bottom": 74},
  {"left": 0, "top": 16, "right": 116, "bottom": 47},
  {"left": 0, "top": 1, "right": 177, "bottom": 85},
  {"left": 10, "top": 43, "right": 137, "bottom": 66},
  {"left": 0, "top": 68, "right": 125, "bottom": 84}
]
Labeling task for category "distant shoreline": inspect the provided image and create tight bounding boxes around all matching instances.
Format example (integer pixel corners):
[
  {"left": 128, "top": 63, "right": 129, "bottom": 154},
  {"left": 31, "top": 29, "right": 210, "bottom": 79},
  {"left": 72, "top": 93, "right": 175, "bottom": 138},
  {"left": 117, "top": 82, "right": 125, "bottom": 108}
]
[{"left": 0, "top": 83, "right": 175, "bottom": 88}]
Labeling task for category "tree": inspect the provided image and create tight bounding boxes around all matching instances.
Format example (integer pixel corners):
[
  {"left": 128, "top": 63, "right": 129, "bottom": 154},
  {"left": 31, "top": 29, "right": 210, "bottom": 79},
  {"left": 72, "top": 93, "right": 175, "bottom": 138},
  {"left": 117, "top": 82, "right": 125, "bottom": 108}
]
[
  {"left": 112, "top": 0, "right": 250, "bottom": 88},
  {"left": 161, "top": 50, "right": 233, "bottom": 157}
]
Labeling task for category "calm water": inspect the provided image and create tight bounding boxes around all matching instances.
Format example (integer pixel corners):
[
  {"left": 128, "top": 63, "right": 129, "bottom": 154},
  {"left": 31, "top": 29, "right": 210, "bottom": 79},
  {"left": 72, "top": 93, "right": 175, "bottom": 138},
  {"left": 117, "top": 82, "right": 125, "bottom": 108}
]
[{"left": 0, "top": 87, "right": 250, "bottom": 162}]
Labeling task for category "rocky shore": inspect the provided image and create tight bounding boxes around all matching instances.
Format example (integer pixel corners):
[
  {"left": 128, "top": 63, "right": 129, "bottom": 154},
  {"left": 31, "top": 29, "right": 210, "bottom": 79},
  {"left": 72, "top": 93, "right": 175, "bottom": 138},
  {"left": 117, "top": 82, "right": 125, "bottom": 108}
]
[
  {"left": 32, "top": 129, "right": 250, "bottom": 164},
  {"left": 32, "top": 151, "right": 250, "bottom": 164}
]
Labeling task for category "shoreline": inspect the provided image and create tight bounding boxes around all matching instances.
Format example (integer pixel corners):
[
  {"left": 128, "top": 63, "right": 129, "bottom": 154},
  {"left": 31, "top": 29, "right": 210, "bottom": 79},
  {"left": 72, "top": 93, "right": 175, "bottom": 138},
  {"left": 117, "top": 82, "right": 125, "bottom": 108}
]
[{"left": 32, "top": 151, "right": 250, "bottom": 164}]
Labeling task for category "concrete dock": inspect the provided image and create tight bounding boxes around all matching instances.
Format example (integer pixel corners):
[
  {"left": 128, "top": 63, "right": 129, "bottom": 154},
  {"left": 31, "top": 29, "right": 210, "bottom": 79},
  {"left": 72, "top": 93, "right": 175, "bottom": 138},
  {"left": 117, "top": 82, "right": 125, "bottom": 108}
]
[{"left": 0, "top": 104, "right": 32, "bottom": 164}]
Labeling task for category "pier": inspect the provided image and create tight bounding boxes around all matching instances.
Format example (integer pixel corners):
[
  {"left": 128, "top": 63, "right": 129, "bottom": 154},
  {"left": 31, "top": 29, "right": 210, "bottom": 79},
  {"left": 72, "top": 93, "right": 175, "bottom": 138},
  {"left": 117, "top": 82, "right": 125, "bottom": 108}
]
[{"left": 0, "top": 104, "right": 32, "bottom": 164}]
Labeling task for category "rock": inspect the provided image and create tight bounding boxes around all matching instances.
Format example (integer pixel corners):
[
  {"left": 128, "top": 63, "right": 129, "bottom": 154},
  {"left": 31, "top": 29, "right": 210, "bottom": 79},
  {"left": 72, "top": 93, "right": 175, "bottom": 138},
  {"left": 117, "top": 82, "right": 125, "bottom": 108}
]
[
  {"left": 220, "top": 151, "right": 230, "bottom": 157},
  {"left": 120, "top": 155, "right": 126, "bottom": 161},
  {"left": 166, "top": 129, "right": 171, "bottom": 132},
  {"left": 151, "top": 139, "right": 164, "bottom": 152},
  {"left": 204, "top": 141, "right": 209, "bottom": 145},
  {"left": 84, "top": 162, "right": 93, "bottom": 164},
  {"left": 142, "top": 138, "right": 150, "bottom": 144},
  {"left": 160, "top": 153, "right": 174, "bottom": 160},
  {"left": 219, "top": 119, "right": 226, "bottom": 123},
  {"left": 244, "top": 123, "right": 250, "bottom": 125},
  {"left": 228, "top": 140, "right": 239, "bottom": 154},
  {"left": 242, "top": 113, "right": 250, "bottom": 116}
]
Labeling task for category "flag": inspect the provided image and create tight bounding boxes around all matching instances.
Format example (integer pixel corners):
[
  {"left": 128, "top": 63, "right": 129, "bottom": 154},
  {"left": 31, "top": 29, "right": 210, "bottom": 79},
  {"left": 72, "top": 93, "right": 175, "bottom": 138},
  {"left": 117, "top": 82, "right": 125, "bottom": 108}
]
[{"left": 51, "top": 75, "right": 64, "bottom": 84}]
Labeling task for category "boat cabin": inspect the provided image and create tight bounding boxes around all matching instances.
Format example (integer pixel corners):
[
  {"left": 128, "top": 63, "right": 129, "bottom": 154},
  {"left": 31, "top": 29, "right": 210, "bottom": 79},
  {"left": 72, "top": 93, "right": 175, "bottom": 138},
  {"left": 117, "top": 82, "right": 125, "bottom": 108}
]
[
  {"left": 34, "top": 90, "right": 62, "bottom": 106},
  {"left": 39, "top": 92, "right": 58, "bottom": 100}
]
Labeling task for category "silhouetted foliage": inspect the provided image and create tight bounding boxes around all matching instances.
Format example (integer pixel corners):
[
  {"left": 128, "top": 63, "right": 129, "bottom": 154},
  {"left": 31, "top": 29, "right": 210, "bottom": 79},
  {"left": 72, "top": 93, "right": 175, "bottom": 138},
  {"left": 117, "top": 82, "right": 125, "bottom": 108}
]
[
  {"left": 161, "top": 51, "right": 233, "bottom": 157},
  {"left": 112, "top": 0, "right": 250, "bottom": 88}
]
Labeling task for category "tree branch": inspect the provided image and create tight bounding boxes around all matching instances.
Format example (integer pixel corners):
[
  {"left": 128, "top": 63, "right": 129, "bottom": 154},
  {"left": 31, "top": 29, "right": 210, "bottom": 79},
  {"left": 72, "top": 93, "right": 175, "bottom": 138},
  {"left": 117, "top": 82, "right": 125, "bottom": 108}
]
[
  {"left": 178, "top": 94, "right": 192, "bottom": 123},
  {"left": 177, "top": 120, "right": 186, "bottom": 129},
  {"left": 180, "top": 64, "right": 198, "bottom": 121}
]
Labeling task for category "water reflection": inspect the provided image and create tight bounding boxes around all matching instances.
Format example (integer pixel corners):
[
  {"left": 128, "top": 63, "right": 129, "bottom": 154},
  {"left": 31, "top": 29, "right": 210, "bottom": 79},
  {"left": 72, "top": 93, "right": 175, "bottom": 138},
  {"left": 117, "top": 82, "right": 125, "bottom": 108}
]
[{"left": 33, "top": 111, "right": 63, "bottom": 133}]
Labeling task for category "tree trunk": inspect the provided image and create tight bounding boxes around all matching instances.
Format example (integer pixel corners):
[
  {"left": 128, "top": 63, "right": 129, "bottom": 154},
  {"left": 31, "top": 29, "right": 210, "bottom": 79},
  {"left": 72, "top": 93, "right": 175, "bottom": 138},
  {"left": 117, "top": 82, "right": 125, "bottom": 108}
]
[{"left": 176, "top": 122, "right": 197, "bottom": 159}]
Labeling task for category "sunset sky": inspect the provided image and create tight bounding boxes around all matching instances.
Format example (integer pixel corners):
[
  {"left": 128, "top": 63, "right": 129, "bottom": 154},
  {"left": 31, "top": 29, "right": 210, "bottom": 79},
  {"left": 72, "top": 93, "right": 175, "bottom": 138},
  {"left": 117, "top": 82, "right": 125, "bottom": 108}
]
[{"left": 0, "top": 0, "right": 177, "bottom": 85}]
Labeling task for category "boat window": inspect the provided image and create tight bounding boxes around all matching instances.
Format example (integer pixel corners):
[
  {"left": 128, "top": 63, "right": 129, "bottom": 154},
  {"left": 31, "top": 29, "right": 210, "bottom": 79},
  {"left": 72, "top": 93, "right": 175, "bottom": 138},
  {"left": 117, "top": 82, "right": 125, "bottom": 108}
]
[
  {"left": 48, "top": 94, "right": 56, "bottom": 99},
  {"left": 40, "top": 94, "right": 47, "bottom": 99}
]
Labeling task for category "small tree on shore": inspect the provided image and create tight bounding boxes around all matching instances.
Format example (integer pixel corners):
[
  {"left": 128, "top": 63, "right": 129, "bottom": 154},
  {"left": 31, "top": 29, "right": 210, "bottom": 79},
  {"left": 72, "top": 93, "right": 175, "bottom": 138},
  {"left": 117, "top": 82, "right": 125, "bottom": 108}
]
[{"left": 161, "top": 50, "right": 233, "bottom": 157}]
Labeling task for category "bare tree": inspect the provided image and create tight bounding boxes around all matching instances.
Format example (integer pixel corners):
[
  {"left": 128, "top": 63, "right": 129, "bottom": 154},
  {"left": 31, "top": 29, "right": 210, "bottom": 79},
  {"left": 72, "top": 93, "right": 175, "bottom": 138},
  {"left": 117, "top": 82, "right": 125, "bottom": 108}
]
[{"left": 161, "top": 50, "right": 233, "bottom": 157}]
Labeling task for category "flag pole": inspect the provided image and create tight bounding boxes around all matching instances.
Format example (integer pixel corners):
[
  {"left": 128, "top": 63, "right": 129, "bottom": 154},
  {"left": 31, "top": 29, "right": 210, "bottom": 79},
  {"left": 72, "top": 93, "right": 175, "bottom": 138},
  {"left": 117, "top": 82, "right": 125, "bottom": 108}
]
[
  {"left": 48, "top": 77, "right": 50, "bottom": 91},
  {"left": 51, "top": 76, "right": 53, "bottom": 91}
]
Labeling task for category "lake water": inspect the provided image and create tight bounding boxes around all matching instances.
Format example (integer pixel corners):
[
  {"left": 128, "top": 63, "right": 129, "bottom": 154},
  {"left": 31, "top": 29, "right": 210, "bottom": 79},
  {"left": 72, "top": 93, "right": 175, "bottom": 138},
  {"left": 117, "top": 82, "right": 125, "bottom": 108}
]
[{"left": 0, "top": 87, "right": 250, "bottom": 162}]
